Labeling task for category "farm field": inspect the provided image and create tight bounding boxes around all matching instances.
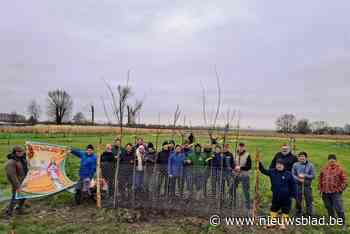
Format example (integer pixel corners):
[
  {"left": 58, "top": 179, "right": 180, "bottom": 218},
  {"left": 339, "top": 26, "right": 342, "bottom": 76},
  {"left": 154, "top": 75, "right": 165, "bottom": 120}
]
[{"left": 0, "top": 131, "right": 349, "bottom": 234}]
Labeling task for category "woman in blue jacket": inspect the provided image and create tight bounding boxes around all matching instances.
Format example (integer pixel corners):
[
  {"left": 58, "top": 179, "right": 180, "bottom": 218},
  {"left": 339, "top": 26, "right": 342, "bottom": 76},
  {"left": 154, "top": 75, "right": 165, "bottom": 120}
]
[
  {"left": 168, "top": 145, "right": 186, "bottom": 197},
  {"left": 70, "top": 144, "right": 97, "bottom": 204}
]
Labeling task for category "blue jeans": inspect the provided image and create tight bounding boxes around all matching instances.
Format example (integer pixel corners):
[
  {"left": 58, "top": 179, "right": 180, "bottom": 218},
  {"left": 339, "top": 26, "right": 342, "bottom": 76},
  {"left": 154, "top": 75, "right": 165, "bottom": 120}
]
[{"left": 134, "top": 171, "right": 144, "bottom": 192}]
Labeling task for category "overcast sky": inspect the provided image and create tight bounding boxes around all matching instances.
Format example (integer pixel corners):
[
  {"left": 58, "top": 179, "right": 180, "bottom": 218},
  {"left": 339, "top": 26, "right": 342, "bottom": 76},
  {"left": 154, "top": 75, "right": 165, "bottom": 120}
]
[{"left": 1, "top": 0, "right": 349, "bottom": 129}]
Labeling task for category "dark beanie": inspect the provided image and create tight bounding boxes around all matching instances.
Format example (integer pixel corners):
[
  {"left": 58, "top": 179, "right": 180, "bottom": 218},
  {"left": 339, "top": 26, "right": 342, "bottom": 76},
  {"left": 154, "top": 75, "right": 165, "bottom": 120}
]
[
  {"left": 328, "top": 154, "right": 337, "bottom": 160},
  {"left": 162, "top": 141, "right": 169, "bottom": 146}
]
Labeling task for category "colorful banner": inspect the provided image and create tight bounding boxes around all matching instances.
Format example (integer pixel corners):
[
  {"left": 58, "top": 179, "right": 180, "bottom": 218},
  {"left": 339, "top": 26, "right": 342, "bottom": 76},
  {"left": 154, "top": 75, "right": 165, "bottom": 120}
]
[{"left": 16, "top": 141, "right": 76, "bottom": 199}]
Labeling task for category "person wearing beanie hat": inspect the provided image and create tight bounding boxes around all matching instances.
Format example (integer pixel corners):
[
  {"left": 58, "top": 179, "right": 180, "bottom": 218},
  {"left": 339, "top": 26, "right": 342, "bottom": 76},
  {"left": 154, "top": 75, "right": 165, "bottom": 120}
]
[
  {"left": 70, "top": 144, "right": 97, "bottom": 204},
  {"left": 318, "top": 154, "right": 347, "bottom": 230},
  {"left": 5, "top": 145, "right": 28, "bottom": 216},
  {"left": 259, "top": 158, "right": 296, "bottom": 229},
  {"left": 156, "top": 141, "right": 170, "bottom": 196},
  {"left": 292, "top": 151, "right": 315, "bottom": 216}
]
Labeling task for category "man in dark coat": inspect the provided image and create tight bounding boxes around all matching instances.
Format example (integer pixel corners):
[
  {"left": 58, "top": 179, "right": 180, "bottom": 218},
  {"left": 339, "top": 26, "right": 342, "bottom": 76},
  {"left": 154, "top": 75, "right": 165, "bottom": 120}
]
[
  {"left": 156, "top": 141, "right": 170, "bottom": 196},
  {"left": 5, "top": 145, "right": 28, "bottom": 216},
  {"left": 270, "top": 144, "right": 297, "bottom": 172}
]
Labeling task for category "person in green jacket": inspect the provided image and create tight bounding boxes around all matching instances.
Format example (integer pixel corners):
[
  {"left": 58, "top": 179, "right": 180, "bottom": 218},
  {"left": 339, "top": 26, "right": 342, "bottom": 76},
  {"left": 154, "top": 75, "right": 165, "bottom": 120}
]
[{"left": 186, "top": 144, "right": 207, "bottom": 200}]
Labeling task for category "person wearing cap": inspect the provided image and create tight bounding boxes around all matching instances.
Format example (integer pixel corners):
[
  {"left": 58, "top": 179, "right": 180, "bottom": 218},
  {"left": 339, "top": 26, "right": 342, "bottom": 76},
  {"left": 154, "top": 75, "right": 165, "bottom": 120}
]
[
  {"left": 70, "top": 144, "right": 97, "bottom": 204},
  {"left": 292, "top": 151, "right": 315, "bottom": 216},
  {"left": 186, "top": 144, "right": 207, "bottom": 200},
  {"left": 318, "top": 154, "right": 347, "bottom": 229},
  {"left": 259, "top": 159, "right": 296, "bottom": 229},
  {"left": 156, "top": 141, "right": 170, "bottom": 196},
  {"left": 5, "top": 145, "right": 28, "bottom": 216},
  {"left": 270, "top": 144, "right": 297, "bottom": 172},
  {"left": 233, "top": 143, "right": 252, "bottom": 210}
]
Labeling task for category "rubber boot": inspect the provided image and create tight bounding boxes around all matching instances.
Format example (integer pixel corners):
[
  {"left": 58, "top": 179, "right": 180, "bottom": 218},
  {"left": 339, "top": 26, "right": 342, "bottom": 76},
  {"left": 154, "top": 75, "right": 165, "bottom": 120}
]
[
  {"left": 267, "top": 211, "right": 278, "bottom": 228},
  {"left": 279, "top": 213, "right": 289, "bottom": 230}
]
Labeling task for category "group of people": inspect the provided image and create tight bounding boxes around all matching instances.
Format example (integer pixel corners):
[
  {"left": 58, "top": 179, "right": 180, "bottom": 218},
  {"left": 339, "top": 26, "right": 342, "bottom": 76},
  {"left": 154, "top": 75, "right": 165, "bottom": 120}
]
[{"left": 3, "top": 134, "right": 348, "bottom": 230}]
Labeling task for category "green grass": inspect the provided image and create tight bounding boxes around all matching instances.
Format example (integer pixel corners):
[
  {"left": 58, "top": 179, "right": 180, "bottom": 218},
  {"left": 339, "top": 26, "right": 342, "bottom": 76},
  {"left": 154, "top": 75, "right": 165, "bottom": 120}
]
[{"left": 0, "top": 132, "right": 349, "bottom": 234}]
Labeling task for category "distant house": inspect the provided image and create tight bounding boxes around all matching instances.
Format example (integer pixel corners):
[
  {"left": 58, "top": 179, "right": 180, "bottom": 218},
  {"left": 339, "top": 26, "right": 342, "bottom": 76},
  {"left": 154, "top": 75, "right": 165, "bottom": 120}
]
[{"left": 0, "top": 113, "right": 26, "bottom": 123}]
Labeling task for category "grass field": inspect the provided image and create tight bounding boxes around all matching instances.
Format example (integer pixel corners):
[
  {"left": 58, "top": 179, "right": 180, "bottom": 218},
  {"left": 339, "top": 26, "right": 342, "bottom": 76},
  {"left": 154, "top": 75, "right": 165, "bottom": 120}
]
[{"left": 0, "top": 131, "right": 349, "bottom": 234}]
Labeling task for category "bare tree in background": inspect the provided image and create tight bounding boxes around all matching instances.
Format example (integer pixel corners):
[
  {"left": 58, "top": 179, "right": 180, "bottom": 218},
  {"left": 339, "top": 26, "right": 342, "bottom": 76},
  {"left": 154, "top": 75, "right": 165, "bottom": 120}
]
[
  {"left": 275, "top": 114, "right": 296, "bottom": 134},
  {"left": 47, "top": 89, "right": 73, "bottom": 124},
  {"left": 104, "top": 71, "right": 132, "bottom": 137},
  {"left": 127, "top": 100, "right": 143, "bottom": 126},
  {"left": 27, "top": 100, "right": 41, "bottom": 124}
]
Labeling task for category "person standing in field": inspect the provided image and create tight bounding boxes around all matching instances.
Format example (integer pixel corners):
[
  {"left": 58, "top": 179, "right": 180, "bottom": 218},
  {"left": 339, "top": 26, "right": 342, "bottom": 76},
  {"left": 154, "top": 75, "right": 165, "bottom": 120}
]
[
  {"left": 112, "top": 138, "right": 125, "bottom": 159},
  {"left": 202, "top": 144, "right": 213, "bottom": 197},
  {"left": 292, "top": 151, "right": 315, "bottom": 216},
  {"left": 118, "top": 143, "right": 135, "bottom": 198},
  {"left": 134, "top": 145, "right": 146, "bottom": 192},
  {"left": 156, "top": 141, "right": 170, "bottom": 196},
  {"left": 183, "top": 140, "right": 193, "bottom": 197},
  {"left": 144, "top": 143, "right": 156, "bottom": 192},
  {"left": 259, "top": 159, "right": 296, "bottom": 229},
  {"left": 186, "top": 144, "right": 207, "bottom": 200},
  {"left": 222, "top": 144, "right": 234, "bottom": 200},
  {"left": 70, "top": 144, "right": 97, "bottom": 205},
  {"left": 5, "top": 146, "right": 28, "bottom": 217},
  {"left": 270, "top": 144, "right": 297, "bottom": 172},
  {"left": 168, "top": 145, "right": 186, "bottom": 197},
  {"left": 318, "top": 154, "right": 347, "bottom": 230},
  {"left": 100, "top": 144, "right": 116, "bottom": 198},
  {"left": 232, "top": 142, "right": 252, "bottom": 210}
]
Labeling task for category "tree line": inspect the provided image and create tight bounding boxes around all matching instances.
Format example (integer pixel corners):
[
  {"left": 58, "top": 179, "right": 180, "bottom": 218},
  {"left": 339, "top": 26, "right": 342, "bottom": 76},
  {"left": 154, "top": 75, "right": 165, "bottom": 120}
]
[{"left": 276, "top": 113, "right": 350, "bottom": 135}]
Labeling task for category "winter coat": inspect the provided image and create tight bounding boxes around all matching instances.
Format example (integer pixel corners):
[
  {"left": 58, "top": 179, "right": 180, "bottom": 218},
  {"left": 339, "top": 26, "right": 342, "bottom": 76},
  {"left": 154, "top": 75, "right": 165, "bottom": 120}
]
[
  {"left": 269, "top": 152, "right": 298, "bottom": 172},
  {"left": 318, "top": 163, "right": 347, "bottom": 193},
  {"left": 71, "top": 149, "right": 96, "bottom": 179},
  {"left": 167, "top": 152, "right": 186, "bottom": 177},
  {"left": 292, "top": 160, "right": 315, "bottom": 186},
  {"left": 157, "top": 150, "right": 170, "bottom": 165},
  {"left": 5, "top": 153, "right": 28, "bottom": 190},
  {"left": 259, "top": 162, "right": 296, "bottom": 201},
  {"left": 100, "top": 151, "right": 116, "bottom": 163}
]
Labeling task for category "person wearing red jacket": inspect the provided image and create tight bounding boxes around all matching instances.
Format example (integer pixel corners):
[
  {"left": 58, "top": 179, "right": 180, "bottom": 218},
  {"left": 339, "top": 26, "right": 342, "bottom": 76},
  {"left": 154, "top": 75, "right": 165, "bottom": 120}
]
[{"left": 318, "top": 154, "right": 347, "bottom": 230}]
